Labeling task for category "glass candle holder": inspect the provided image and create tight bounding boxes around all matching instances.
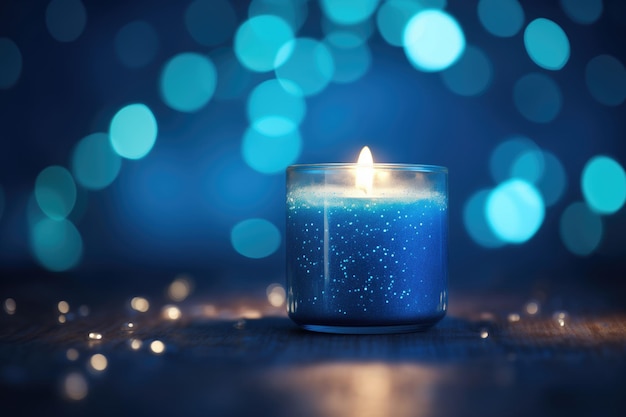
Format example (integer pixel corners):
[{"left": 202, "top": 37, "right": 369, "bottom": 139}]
[{"left": 286, "top": 163, "right": 448, "bottom": 334}]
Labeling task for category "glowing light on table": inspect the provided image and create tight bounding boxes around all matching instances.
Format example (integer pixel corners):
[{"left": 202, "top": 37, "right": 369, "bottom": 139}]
[
  {"left": 275, "top": 38, "right": 334, "bottom": 96},
  {"left": 0, "top": 38, "right": 22, "bottom": 89},
  {"left": 486, "top": 179, "right": 545, "bottom": 244},
  {"left": 477, "top": 0, "right": 525, "bottom": 38},
  {"left": 513, "top": 73, "right": 562, "bottom": 123},
  {"left": 35, "top": 166, "right": 77, "bottom": 220},
  {"left": 160, "top": 53, "right": 217, "bottom": 112},
  {"left": 72, "top": 133, "right": 122, "bottom": 190},
  {"left": 581, "top": 156, "right": 626, "bottom": 214},
  {"left": 114, "top": 20, "right": 159, "bottom": 69},
  {"left": 185, "top": 0, "right": 236, "bottom": 47},
  {"left": 560, "top": 202, "right": 603, "bottom": 256},
  {"left": 242, "top": 127, "right": 301, "bottom": 174},
  {"left": 320, "top": 0, "right": 380, "bottom": 25},
  {"left": 109, "top": 103, "right": 158, "bottom": 160},
  {"left": 231, "top": 218, "right": 281, "bottom": 259},
  {"left": 524, "top": 18, "right": 570, "bottom": 71},
  {"left": 403, "top": 10, "right": 465, "bottom": 72},
  {"left": 46, "top": 0, "right": 86, "bottom": 42},
  {"left": 585, "top": 55, "right": 626, "bottom": 106},
  {"left": 234, "top": 15, "right": 294, "bottom": 72},
  {"left": 560, "top": 0, "right": 603, "bottom": 25},
  {"left": 441, "top": 45, "right": 492, "bottom": 96},
  {"left": 247, "top": 79, "right": 306, "bottom": 136},
  {"left": 31, "top": 218, "right": 83, "bottom": 271}
]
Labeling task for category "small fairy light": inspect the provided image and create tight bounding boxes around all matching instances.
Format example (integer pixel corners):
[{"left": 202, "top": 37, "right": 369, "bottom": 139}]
[
  {"left": 167, "top": 275, "right": 193, "bottom": 302},
  {"left": 78, "top": 305, "right": 90, "bottom": 317},
  {"left": 121, "top": 322, "right": 135, "bottom": 332},
  {"left": 64, "top": 372, "right": 88, "bottom": 401},
  {"left": 129, "top": 338, "right": 142, "bottom": 350},
  {"left": 130, "top": 296, "right": 150, "bottom": 312},
  {"left": 150, "top": 340, "right": 166, "bottom": 355},
  {"left": 162, "top": 305, "right": 182, "bottom": 320},
  {"left": 88, "top": 332, "right": 103, "bottom": 341},
  {"left": 234, "top": 319, "right": 246, "bottom": 330},
  {"left": 553, "top": 311, "right": 569, "bottom": 327},
  {"left": 266, "top": 283, "right": 286, "bottom": 307},
  {"left": 58, "top": 315, "right": 67, "bottom": 324},
  {"left": 525, "top": 300, "right": 539, "bottom": 315},
  {"left": 89, "top": 354, "right": 108, "bottom": 372},
  {"left": 3, "top": 298, "right": 16, "bottom": 315},
  {"left": 57, "top": 301, "right": 70, "bottom": 314},
  {"left": 66, "top": 348, "right": 79, "bottom": 361},
  {"left": 479, "top": 328, "right": 489, "bottom": 339},
  {"left": 507, "top": 313, "right": 521, "bottom": 323}
]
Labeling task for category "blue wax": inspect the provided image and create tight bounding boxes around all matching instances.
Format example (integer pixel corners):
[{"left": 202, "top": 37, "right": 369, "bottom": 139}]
[{"left": 287, "top": 194, "right": 447, "bottom": 329}]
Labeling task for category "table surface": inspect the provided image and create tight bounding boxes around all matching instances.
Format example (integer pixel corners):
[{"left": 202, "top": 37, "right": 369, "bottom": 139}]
[{"left": 1, "top": 287, "right": 625, "bottom": 417}]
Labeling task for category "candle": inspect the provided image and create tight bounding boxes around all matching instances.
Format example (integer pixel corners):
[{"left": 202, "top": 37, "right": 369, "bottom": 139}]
[{"left": 286, "top": 147, "right": 448, "bottom": 334}]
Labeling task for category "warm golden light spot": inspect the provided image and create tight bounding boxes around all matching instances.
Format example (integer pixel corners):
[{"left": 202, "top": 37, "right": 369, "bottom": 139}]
[
  {"left": 525, "top": 301, "right": 539, "bottom": 315},
  {"left": 130, "top": 338, "right": 142, "bottom": 350},
  {"left": 58, "top": 314, "right": 67, "bottom": 324},
  {"left": 88, "top": 332, "right": 103, "bottom": 340},
  {"left": 130, "top": 296, "right": 150, "bottom": 312},
  {"left": 168, "top": 275, "right": 192, "bottom": 302},
  {"left": 66, "top": 348, "right": 79, "bottom": 361},
  {"left": 57, "top": 300, "right": 70, "bottom": 314},
  {"left": 480, "top": 329, "right": 489, "bottom": 339},
  {"left": 150, "top": 340, "right": 165, "bottom": 354},
  {"left": 507, "top": 313, "right": 521, "bottom": 323},
  {"left": 3, "top": 298, "right": 16, "bottom": 315},
  {"left": 89, "top": 354, "right": 108, "bottom": 371},
  {"left": 64, "top": 372, "right": 88, "bottom": 401},
  {"left": 162, "top": 305, "right": 182, "bottom": 320},
  {"left": 266, "top": 283, "right": 286, "bottom": 307},
  {"left": 240, "top": 309, "right": 262, "bottom": 319}
]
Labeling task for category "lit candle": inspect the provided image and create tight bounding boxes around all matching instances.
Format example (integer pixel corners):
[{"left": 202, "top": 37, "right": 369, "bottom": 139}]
[{"left": 286, "top": 147, "right": 448, "bottom": 334}]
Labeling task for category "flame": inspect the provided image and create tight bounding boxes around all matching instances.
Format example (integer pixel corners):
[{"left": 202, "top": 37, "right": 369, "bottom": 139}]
[{"left": 355, "top": 146, "right": 374, "bottom": 194}]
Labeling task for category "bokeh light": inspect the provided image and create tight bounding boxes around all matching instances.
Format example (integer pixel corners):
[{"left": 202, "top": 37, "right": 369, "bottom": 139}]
[
  {"left": 275, "top": 38, "right": 334, "bottom": 96},
  {"left": 477, "top": 0, "right": 525, "bottom": 38},
  {"left": 560, "top": 0, "right": 603, "bottom": 25},
  {"left": 533, "top": 151, "right": 568, "bottom": 207},
  {"left": 114, "top": 20, "right": 159, "bottom": 69},
  {"left": 321, "top": 16, "right": 375, "bottom": 46},
  {"left": 403, "top": 10, "right": 465, "bottom": 72},
  {"left": 560, "top": 202, "right": 603, "bottom": 256},
  {"left": 231, "top": 218, "right": 281, "bottom": 259},
  {"left": 242, "top": 127, "right": 301, "bottom": 174},
  {"left": 0, "top": 38, "right": 22, "bottom": 89},
  {"left": 266, "top": 283, "right": 286, "bottom": 307},
  {"left": 45, "top": 0, "right": 87, "bottom": 43},
  {"left": 489, "top": 136, "right": 541, "bottom": 184},
  {"left": 130, "top": 296, "right": 150, "bottom": 312},
  {"left": 510, "top": 149, "right": 545, "bottom": 183},
  {"left": 71, "top": 133, "right": 122, "bottom": 190},
  {"left": 58, "top": 301, "right": 70, "bottom": 314},
  {"left": 185, "top": 0, "right": 237, "bottom": 47},
  {"left": 320, "top": 0, "right": 380, "bottom": 26},
  {"left": 109, "top": 103, "right": 158, "bottom": 160},
  {"left": 513, "top": 73, "right": 562, "bottom": 123},
  {"left": 4, "top": 298, "right": 16, "bottom": 315},
  {"left": 234, "top": 15, "right": 294, "bottom": 72},
  {"left": 247, "top": 79, "right": 306, "bottom": 136},
  {"left": 585, "top": 55, "right": 626, "bottom": 106},
  {"left": 160, "top": 53, "right": 217, "bottom": 112},
  {"left": 89, "top": 354, "right": 108, "bottom": 372},
  {"left": 486, "top": 179, "right": 545, "bottom": 244},
  {"left": 63, "top": 372, "right": 88, "bottom": 400},
  {"left": 376, "top": 0, "right": 423, "bottom": 47},
  {"left": 441, "top": 45, "right": 492, "bottom": 96},
  {"left": 524, "top": 18, "right": 570, "bottom": 70},
  {"left": 35, "top": 166, "right": 77, "bottom": 220},
  {"left": 581, "top": 156, "right": 626, "bottom": 215},
  {"left": 211, "top": 48, "right": 252, "bottom": 101},
  {"left": 168, "top": 275, "right": 193, "bottom": 302},
  {"left": 249, "top": 0, "right": 309, "bottom": 32},
  {"left": 150, "top": 340, "right": 166, "bottom": 355},
  {"left": 31, "top": 218, "right": 83, "bottom": 271},
  {"left": 325, "top": 33, "right": 372, "bottom": 84},
  {"left": 463, "top": 189, "right": 504, "bottom": 248},
  {"left": 162, "top": 305, "right": 182, "bottom": 320}
]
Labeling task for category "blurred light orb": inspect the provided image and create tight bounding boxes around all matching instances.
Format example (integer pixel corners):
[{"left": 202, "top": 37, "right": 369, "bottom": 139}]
[
  {"left": 534, "top": 151, "right": 568, "bottom": 207},
  {"left": 376, "top": 0, "right": 423, "bottom": 47},
  {"left": 266, "top": 283, "right": 287, "bottom": 307},
  {"left": 560, "top": 0, "right": 603, "bottom": 25},
  {"left": 162, "top": 305, "right": 182, "bottom": 320},
  {"left": 513, "top": 73, "right": 562, "bottom": 123},
  {"left": 249, "top": 0, "right": 309, "bottom": 32},
  {"left": 489, "top": 136, "right": 540, "bottom": 184},
  {"left": 560, "top": 202, "right": 603, "bottom": 256},
  {"left": 441, "top": 45, "right": 492, "bottom": 96},
  {"left": 58, "top": 301, "right": 70, "bottom": 314},
  {"left": 64, "top": 372, "right": 88, "bottom": 400},
  {"left": 585, "top": 55, "right": 626, "bottom": 106},
  {"left": 477, "top": 0, "right": 525, "bottom": 38},
  {"left": 247, "top": 79, "right": 306, "bottom": 135},
  {"left": 275, "top": 38, "right": 334, "bottom": 96},
  {"left": 89, "top": 354, "right": 108, "bottom": 372},
  {"left": 321, "top": 16, "right": 375, "bottom": 46},
  {"left": 463, "top": 189, "right": 505, "bottom": 248},
  {"left": 242, "top": 127, "right": 301, "bottom": 174},
  {"left": 168, "top": 276, "right": 193, "bottom": 302},
  {"left": 325, "top": 33, "right": 372, "bottom": 84},
  {"left": 320, "top": 0, "right": 380, "bottom": 25},
  {"left": 524, "top": 18, "right": 570, "bottom": 70},
  {"left": 72, "top": 133, "right": 122, "bottom": 190},
  {"left": 511, "top": 149, "right": 545, "bottom": 183},
  {"left": 66, "top": 348, "right": 79, "bottom": 361},
  {"left": 114, "top": 20, "right": 159, "bottom": 69},
  {"left": 31, "top": 218, "right": 83, "bottom": 271},
  {"left": 130, "top": 296, "right": 150, "bottom": 312},
  {"left": 231, "top": 218, "right": 281, "bottom": 259},
  {"left": 211, "top": 48, "right": 252, "bottom": 100},
  {"left": 109, "top": 103, "right": 158, "bottom": 160},
  {"left": 150, "top": 340, "right": 166, "bottom": 355},
  {"left": 403, "top": 10, "right": 466, "bottom": 72},
  {"left": 185, "top": 0, "right": 237, "bottom": 47},
  {"left": 35, "top": 166, "right": 77, "bottom": 220},
  {"left": 46, "top": 0, "right": 86, "bottom": 43},
  {"left": 160, "top": 53, "right": 217, "bottom": 112},
  {"left": 4, "top": 298, "right": 16, "bottom": 315},
  {"left": 581, "top": 156, "right": 626, "bottom": 214},
  {"left": 0, "top": 38, "right": 22, "bottom": 89},
  {"left": 486, "top": 179, "right": 545, "bottom": 244},
  {"left": 235, "top": 15, "right": 294, "bottom": 72}
]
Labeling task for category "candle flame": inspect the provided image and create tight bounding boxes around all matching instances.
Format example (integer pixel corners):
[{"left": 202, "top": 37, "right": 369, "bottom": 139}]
[{"left": 356, "top": 146, "right": 374, "bottom": 194}]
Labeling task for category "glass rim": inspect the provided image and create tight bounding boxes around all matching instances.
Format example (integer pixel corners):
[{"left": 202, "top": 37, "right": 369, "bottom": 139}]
[{"left": 287, "top": 163, "right": 448, "bottom": 173}]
